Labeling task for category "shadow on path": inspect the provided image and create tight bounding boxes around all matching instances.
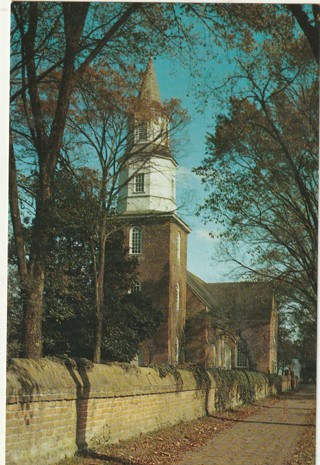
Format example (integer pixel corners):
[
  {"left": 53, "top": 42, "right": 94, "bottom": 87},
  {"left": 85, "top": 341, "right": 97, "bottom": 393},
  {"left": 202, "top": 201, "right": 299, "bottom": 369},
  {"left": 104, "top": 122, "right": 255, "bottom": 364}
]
[
  {"left": 267, "top": 406, "right": 314, "bottom": 411},
  {"left": 81, "top": 450, "right": 141, "bottom": 465},
  {"left": 208, "top": 415, "right": 315, "bottom": 428},
  {"left": 281, "top": 389, "right": 316, "bottom": 401}
]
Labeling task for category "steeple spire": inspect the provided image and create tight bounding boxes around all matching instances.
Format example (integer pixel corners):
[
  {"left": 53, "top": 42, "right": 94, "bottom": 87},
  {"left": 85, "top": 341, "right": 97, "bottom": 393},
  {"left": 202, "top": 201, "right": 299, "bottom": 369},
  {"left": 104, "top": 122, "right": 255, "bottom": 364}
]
[
  {"left": 139, "top": 58, "right": 161, "bottom": 104},
  {"left": 118, "top": 56, "right": 178, "bottom": 216}
]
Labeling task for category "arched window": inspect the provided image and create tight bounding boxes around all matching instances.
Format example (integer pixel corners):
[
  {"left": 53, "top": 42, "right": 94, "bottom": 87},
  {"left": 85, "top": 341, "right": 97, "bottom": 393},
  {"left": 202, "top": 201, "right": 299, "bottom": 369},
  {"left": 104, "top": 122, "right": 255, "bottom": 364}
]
[
  {"left": 225, "top": 343, "right": 232, "bottom": 370},
  {"left": 175, "top": 283, "right": 180, "bottom": 313},
  {"left": 129, "top": 280, "right": 141, "bottom": 293},
  {"left": 177, "top": 232, "right": 181, "bottom": 260},
  {"left": 212, "top": 344, "right": 216, "bottom": 367},
  {"left": 171, "top": 179, "right": 175, "bottom": 198},
  {"left": 130, "top": 227, "right": 142, "bottom": 254},
  {"left": 236, "top": 343, "right": 248, "bottom": 368},
  {"left": 216, "top": 339, "right": 222, "bottom": 367},
  {"left": 175, "top": 337, "right": 179, "bottom": 363}
]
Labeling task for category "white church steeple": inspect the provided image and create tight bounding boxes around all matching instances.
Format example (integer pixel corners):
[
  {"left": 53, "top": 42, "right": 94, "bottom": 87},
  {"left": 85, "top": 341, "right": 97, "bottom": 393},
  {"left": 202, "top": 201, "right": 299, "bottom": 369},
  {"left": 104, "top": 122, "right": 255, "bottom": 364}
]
[
  {"left": 139, "top": 58, "right": 162, "bottom": 104},
  {"left": 117, "top": 59, "right": 177, "bottom": 214}
]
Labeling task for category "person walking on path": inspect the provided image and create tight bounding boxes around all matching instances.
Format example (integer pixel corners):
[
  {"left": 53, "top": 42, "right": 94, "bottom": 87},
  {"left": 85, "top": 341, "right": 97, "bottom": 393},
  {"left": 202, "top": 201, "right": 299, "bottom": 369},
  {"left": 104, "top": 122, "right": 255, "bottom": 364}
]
[{"left": 175, "top": 386, "right": 316, "bottom": 465}]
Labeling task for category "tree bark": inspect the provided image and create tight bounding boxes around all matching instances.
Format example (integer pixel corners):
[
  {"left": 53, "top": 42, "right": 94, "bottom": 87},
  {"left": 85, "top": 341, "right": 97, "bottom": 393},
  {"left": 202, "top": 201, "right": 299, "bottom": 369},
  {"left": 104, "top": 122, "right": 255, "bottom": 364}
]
[
  {"left": 92, "top": 169, "right": 108, "bottom": 363},
  {"left": 91, "top": 235, "right": 107, "bottom": 364},
  {"left": 9, "top": 127, "right": 27, "bottom": 278}
]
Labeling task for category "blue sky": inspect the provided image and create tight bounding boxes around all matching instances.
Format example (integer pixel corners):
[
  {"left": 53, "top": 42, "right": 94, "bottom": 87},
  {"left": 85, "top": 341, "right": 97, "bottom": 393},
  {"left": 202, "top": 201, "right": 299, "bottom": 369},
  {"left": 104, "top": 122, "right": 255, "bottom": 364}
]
[{"left": 152, "top": 55, "right": 237, "bottom": 282}]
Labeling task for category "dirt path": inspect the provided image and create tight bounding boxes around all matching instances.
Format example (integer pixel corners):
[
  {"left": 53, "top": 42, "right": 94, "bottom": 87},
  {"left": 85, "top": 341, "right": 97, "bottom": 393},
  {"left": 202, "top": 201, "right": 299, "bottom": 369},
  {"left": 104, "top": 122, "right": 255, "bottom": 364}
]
[{"left": 175, "top": 386, "right": 316, "bottom": 465}]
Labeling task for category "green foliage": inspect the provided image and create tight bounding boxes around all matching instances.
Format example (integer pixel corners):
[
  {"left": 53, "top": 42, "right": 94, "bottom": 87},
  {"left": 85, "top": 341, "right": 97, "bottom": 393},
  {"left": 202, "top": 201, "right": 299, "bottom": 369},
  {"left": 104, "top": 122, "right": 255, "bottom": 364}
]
[
  {"left": 150, "top": 364, "right": 183, "bottom": 388},
  {"left": 186, "top": 364, "right": 211, "bottom": 391},
  {"left": 211, "top": 369, "right": 268, "bottom": 411},
  {"left": 44, "top": 355, "right": 94, "bottom": 371},
  {"left": 7, "top": 268, "right": 23, "bottom": 361},
  {"left": 107, "top": 362, "right": 140, "bottom": 375},
  {"left": 237, "top": 337, "right": 257, "bottom": 372},
  {"left": 103, "top": 294, "right": 163, "bottom": 363}
]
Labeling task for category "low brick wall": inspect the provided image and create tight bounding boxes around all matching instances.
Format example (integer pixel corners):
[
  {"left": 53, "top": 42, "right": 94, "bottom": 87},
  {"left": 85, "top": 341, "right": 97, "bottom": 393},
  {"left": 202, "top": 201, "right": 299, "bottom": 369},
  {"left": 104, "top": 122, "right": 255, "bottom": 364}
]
[
  {"left": 6, "top": 359, "right": 285, "bottom": 465},
  {"left": 280, "top": 375, "right": 299, "bottom": 392}
]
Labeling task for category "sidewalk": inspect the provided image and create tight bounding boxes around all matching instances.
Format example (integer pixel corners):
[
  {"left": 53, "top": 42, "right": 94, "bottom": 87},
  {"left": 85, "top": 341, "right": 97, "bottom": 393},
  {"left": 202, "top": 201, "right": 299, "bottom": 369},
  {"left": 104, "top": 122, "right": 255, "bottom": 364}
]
[{"left": 175, "top": 386, "right": 316, "bottom": 465}]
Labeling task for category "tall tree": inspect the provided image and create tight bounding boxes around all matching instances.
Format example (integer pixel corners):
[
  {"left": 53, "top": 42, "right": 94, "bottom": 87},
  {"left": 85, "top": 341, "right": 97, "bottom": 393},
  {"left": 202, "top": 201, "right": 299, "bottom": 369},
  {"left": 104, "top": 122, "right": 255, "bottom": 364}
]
[
  {"left": 10, "top": 2, "right": 143, "bottom": 358},
  {"left": 195, "top": 22, "right": 318, "bottom": 337},
  {"left": 9, "top": 2, "right": 185, "bottom": 358}
]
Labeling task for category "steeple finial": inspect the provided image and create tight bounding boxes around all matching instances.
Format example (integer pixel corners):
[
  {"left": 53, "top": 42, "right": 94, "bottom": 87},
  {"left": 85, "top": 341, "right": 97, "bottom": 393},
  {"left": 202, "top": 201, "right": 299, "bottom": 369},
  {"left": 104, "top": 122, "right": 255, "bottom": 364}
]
[{"left": 139, "top": 58, "right": 161, "bottom": 104}]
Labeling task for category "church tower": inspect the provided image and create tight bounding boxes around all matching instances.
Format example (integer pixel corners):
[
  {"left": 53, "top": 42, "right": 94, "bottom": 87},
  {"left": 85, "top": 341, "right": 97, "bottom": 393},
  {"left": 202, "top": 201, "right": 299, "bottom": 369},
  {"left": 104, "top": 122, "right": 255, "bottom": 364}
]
[{"left": 118, "top": 59, "right": 191, "bottom": 365}]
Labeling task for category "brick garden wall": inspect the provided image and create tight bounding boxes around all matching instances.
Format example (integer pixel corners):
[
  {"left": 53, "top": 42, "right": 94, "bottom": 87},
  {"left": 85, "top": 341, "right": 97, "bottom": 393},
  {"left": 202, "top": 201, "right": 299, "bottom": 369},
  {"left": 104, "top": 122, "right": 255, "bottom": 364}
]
[{"left": 6, "top": 359, "right": 288, "bottom": 465}]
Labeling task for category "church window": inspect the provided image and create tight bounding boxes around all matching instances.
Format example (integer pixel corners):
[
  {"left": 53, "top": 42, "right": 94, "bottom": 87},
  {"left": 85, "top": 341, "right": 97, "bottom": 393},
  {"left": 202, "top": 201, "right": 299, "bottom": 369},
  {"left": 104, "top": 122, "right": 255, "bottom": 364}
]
[
  {"left": 129, "top": 280, "right": 141, "bottom": 293},
  {"left": 175, "top": 283, "right": 180, "bottom": 313},
  {"left": 225, "top": 343, "right": 232, "bottom": 369},
  {"left": 130, "top": 227, "right": 142, "bottom": 254},
  {"left": 237, "top": 344, "right": 248, "bottom": 368},
  {"left": 272, "top": 360, "right": 277, "bottom": 374},
  {"left": 175, "top": 337, "right": 179, "bottom": 363},
  {"left": 177, "top": 232, "right": 181, "bottom": 260},
  {"left": 212, "top": 344, "right": 216, "bottom": 367},
  {"left": 134, "top": 173, "right": 145, "bottom": 193},
  {"left": 171, "top": 179, "right": 175, "bottom": 198},
  {"left": 137, "top": 121, "right": 148, "bottom": 141},
  {"left": 216, "top": 339, "right": 222, "bottom": 367}
]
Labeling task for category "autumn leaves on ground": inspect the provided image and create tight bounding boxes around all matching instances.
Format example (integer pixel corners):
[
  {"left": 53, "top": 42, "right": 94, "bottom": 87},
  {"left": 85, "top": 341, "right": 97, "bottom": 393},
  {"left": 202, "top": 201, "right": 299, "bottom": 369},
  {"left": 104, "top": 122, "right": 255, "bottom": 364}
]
[{"left": 57, "top": 395, "right": 315, "bottom": 465}]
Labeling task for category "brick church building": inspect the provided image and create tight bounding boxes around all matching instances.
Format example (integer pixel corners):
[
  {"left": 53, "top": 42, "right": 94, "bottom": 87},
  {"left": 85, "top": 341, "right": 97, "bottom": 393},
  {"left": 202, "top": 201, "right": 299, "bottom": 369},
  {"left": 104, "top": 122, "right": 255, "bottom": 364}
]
[{"left": 117, "top": 59, "right": 278, "bottom": 373}]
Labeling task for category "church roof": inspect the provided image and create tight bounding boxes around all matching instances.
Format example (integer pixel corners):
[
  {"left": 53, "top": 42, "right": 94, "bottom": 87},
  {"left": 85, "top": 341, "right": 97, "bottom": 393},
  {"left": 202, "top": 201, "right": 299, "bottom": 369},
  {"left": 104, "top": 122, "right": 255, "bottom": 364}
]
[
  {"left": 187, "top": 271, "right": 274, "bottom": 327},
  {"left": 187, "top": 271, "right": 220, "bottom": 312},
  {"left": 139, "top": 58, "right": 162, "bottom": 104},
  {"left": 117, "top": 211, "right": 191, "bottom": 234}
]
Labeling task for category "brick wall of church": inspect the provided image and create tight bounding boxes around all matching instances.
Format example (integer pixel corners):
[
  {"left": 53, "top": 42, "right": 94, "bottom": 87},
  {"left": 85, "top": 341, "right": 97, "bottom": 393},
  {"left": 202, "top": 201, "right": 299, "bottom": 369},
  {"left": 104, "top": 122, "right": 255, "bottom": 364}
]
[
  {"left": 243, "top": 314, "right": 277, "bottom": 373},
  {"left": 185, "top": 286, "right": 274, "bottom": 372},
  {"left": 121, "top": 216, "right": 189, "bottom": 364},
  {"left": 168, "top": 221, "right": 188, "bottom": 363},
  {"left": 242, "top": 324, "right": 271, "bottom": 373},
  {"left": 185, "top": 287, "right": 208, "bottom": 366}
]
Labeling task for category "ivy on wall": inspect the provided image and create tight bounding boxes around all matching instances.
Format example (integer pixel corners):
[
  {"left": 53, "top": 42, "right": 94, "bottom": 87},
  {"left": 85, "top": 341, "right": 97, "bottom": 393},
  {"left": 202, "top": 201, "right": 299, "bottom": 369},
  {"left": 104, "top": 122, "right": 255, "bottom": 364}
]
[
  {"left": 147, "top": 363, "right": 281, "bottom": 414},
  {"left": 41, "top": 358, "right": 282, "bottom": 413},
  {"left": 211, "top": 368, "right": 269, "bottom": 411}
]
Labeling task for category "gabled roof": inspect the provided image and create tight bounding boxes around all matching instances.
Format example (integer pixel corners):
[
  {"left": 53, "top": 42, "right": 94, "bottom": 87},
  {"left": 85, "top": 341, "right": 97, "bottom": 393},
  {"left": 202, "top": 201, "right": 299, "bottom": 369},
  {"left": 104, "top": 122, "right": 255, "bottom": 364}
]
[
  {"left": 187, "top": 271, "right": 274, "bottom": 327},
  {"left": 187, "top": 271, "right": 219, "bottom": 312},
  {"left": 139, "top": 58, "right": 161, "bottom": 104}
]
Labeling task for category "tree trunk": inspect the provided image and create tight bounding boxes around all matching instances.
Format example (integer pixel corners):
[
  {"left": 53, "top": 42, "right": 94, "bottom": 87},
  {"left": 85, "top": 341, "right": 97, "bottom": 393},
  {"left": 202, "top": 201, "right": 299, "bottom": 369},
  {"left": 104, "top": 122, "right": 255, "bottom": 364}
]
[
  {"left": 18, "top": 3, "right": 89, "bottom": 359},
  {"left": 22, "top": 169, "right": 54, "bottom": 358},
  {"left": 91, "top": 235, "right": 106, "bottom": 364},
  {"left": 93, "top": 284, "right": 104, "bottom": 364},
  {"left": 9, "top": 127, "right": 27, "bottom": 278},
  {"left": 22, "top": 270, "right": 45, "bottom": 358},
  {"left": 93, "top": 232, "right": 108, "bottom": 363},
  {"left": 92, "top": 169, "right": 109, "bottom": 364}
]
